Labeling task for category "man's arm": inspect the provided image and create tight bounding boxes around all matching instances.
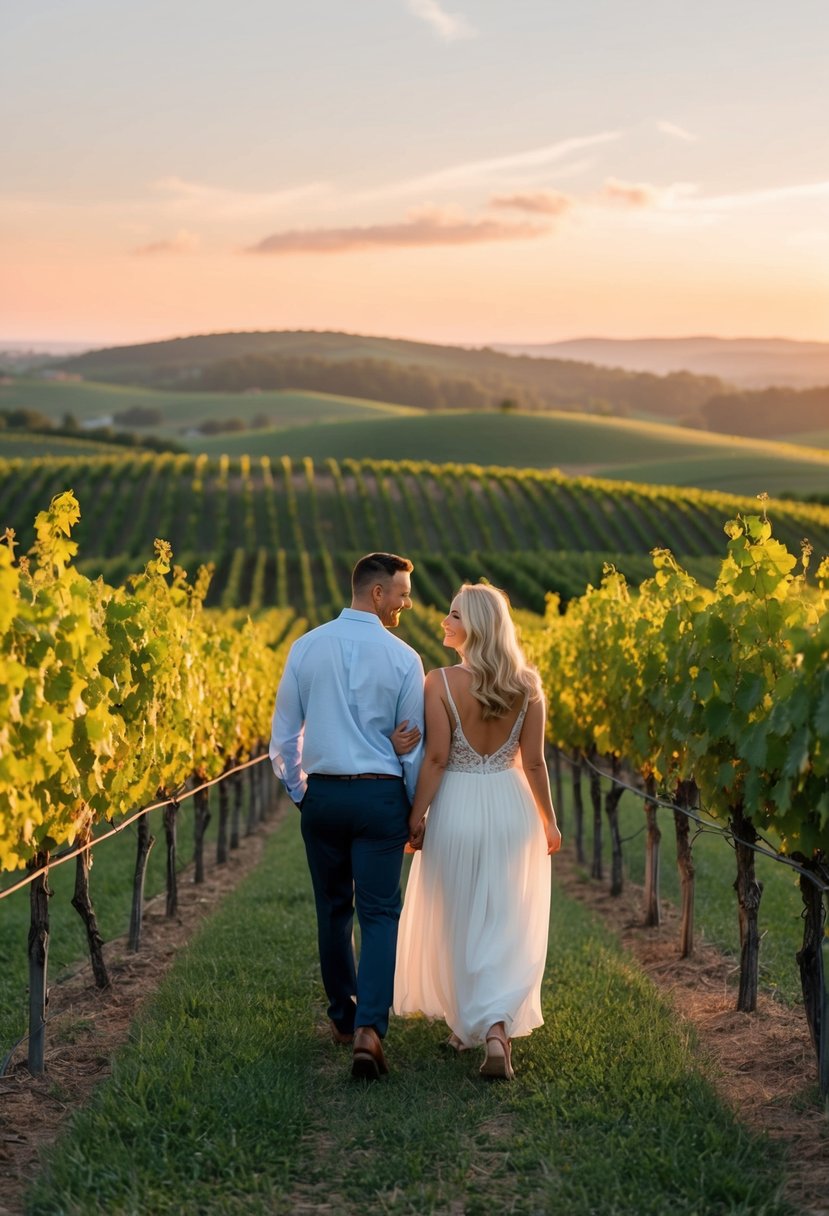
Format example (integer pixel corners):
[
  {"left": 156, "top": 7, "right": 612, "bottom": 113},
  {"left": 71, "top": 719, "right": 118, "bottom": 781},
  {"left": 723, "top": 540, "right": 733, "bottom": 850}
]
[
  {"left": 396, "top": 655, "right": 426, "bottom": 802},
  {"left": 269, "top": 649, "right": 307, "bottom": 805}
]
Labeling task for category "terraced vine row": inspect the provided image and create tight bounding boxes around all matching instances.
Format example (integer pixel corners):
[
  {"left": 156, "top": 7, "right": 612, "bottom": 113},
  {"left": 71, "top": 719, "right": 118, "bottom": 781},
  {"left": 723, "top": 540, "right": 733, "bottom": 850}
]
[{"left": 0, "top": 453, "right": 827, "bottom": 621}]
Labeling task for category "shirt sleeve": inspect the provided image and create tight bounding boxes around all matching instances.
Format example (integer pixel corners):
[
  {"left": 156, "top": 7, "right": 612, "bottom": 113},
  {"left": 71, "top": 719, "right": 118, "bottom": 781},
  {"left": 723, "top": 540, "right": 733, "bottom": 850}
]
[
  {"left": 269, "top": 647, "right": 307, "bottom": 804},
  {"left": 397, "top": 653, "right": 426, "bottom": 803}
]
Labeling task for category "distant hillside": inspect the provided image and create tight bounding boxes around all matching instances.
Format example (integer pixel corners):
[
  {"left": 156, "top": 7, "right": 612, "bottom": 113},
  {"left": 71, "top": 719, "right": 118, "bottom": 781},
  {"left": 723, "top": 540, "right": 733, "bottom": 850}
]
[
  {"left": 0, "top": 378, "right": 421, "bottom": 437},
  {"left": 0, "top": 431, "right": 136, "bottom": 459},
  {"left": 496, "top": 337, "right": 829, "bottom": 389},
  {"left": 56, "top": 329, "right": 723, "bottom": 421},
  {"left": 184, "top": 410, "right": 829, "bottom": 496}
]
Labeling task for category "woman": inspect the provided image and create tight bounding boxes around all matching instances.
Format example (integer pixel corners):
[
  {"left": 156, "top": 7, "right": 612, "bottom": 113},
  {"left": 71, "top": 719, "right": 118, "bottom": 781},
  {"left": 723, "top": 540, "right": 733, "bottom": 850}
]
[{"left": 394, "top": 583, "right": 561, "bottom": 1080}]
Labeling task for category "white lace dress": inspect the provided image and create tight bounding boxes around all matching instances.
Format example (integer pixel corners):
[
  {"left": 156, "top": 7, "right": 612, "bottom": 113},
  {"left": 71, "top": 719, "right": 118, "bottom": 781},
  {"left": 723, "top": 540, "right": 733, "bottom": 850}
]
[{"left": 394, "top": 670, "right": 551, "bottom": 1046}]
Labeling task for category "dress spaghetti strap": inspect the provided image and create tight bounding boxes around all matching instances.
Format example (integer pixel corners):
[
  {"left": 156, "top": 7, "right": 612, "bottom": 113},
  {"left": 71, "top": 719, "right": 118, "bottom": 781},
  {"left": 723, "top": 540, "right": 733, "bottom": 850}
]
[{"left": 440, "top": 667, "right": 462, "bottom": 727}]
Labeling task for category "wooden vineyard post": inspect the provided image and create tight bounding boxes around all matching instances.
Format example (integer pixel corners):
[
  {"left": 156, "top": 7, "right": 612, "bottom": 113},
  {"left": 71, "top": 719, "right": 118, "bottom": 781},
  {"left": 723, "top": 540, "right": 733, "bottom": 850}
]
[
  {"left": 164, "top": 799, "right": 179, "bottom": 916},
  {"left": 27, "top": 851, "right": 51, "bottom": 1075},
  {"left": 216, "top": 765, "right": 230, "bottom": 865},
  {"left": 193, "top": 779, "right": 211, "bottom": 884},
  {"left": 246, "top": 762, "right": 258, "bottom": 836},
  {"left": 794, "top": 855, "right": 829, "bottom": 1097},
  {"left": 571, "top": 751, "right": 585, "bottom": 865},
  {"left": 589, "top": 749, "right": 603, "bottom": 881},
  {"left": 549, "top": 747, "right": 564, "bottom": 834},
  {"left": 230, "top": 771, "right": 243, "bottom": 850},
  {"left": 128, "top": 813, "right": 155, "bottom": 952},
  {"left": 71, "top": 827, "right": 109, "bottom": 989},
  {"left": 730, "top": 799, "right": 762, "bottom": 1014},
  {"left": 642, "top": 773, "right": 662, "bottom": 928},
  {"left": 257, "top": 752, "right": 268, "bottom": 822},
  {"left": 674, "top": 780, "right": 696, "bottom": 958},
  {"left": 604, "top": 756, "right": 624, "bottom": 897}
]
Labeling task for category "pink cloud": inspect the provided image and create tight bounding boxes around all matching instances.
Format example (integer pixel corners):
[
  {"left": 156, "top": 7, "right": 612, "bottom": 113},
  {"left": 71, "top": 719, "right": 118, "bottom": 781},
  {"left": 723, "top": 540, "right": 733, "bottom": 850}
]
[
  {"left": 598, "top": 178, "right": 660, "bottom": 208},
  {"left": 488, "top": 190, "right": 574, "bottom": 216},
  {"left": 246, "top": 208, "right": 549, "bottom": 254},
  {"left": 132, "top": 229, "right": 200, "bottom": 256}
]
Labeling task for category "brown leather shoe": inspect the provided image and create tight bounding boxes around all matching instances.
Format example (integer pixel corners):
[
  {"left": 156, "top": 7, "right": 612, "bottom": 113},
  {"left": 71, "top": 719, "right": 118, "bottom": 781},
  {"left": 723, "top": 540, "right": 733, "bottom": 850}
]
[
  {"left": 351, "top": 1026, "right": 388, "bottom": 1080},
  {"left": 329, "top": 1020, "right": 354, "bottom": 1046}
]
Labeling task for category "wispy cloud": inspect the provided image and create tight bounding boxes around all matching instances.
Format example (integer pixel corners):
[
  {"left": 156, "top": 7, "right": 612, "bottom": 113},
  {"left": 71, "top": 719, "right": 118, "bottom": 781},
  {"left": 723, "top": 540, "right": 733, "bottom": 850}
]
[
  {"left": 406, "top": 0, "right": 477, "bottom": 42},
  {"left": 151, "top": 176, "right": 330, "bottom": 219},
  {"left": 357, "top": 132, "right": 621, "bottom": 203},
  {"left": 656, "top": 120, "right": 699, "bottom": 143},
  {"left": 683, "top": 181, "right": 829, "bottom": 212},
  {"left": 488, "top": 190, "right": 574, "bottom": 216},
  {"left": 132, "top": 229, "right": 200, "bottom": 256},
  {"left": 246, "top": 207, "right": 548, "bottom": 254},
  {"left": 598, "top": 177, "right": 661, "bottom": 208}
]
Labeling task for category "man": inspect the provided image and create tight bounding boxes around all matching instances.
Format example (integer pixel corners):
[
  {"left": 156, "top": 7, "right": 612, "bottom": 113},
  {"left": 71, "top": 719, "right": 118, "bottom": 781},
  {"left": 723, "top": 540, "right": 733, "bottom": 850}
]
[{"left": 270, "top": 552, "right": 425, "bottom": 1080}]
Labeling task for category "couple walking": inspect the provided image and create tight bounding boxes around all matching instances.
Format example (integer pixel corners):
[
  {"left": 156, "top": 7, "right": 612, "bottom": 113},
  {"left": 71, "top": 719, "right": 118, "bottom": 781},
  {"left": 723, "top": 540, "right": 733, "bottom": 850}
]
[{"left": 270, "top": 552, "right": 561, "bottom": 1082}]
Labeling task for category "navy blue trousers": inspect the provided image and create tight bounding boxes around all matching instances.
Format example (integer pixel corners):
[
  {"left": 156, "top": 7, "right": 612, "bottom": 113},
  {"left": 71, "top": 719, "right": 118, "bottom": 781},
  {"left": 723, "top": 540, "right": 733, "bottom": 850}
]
[{"left": 300, "top": 775, "right": 410, "bottom": 1038}]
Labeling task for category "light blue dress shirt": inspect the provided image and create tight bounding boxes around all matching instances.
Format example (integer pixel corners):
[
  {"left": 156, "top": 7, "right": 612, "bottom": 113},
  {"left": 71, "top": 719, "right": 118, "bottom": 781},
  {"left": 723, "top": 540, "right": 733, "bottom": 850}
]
[{"left": 269, "top": 608, "right": 425, "bottom": 804}]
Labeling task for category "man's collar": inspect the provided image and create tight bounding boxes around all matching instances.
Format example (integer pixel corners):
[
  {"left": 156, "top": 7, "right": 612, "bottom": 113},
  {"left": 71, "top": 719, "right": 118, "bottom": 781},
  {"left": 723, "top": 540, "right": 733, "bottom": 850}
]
[{"left": 339, "top": 607, "right": 383, "bottom": 626}]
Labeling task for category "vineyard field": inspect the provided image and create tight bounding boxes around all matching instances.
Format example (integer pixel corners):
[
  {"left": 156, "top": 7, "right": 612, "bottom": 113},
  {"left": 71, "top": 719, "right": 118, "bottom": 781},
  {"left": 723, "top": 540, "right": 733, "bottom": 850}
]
[{"left": 2, "top": 452, "right": 827, "bottom": 613}]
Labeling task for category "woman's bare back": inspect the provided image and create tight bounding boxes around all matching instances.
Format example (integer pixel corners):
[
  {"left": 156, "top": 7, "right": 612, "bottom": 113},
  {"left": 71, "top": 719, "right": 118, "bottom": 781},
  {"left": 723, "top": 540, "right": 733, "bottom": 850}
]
[{"left": 441, "top": 665, "right": 525, "bottom": 757}]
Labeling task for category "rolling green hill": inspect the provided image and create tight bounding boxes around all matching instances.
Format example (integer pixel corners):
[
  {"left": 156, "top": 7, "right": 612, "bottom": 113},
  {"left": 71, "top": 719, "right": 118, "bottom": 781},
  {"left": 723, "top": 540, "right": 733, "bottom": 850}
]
[
  {"left": 188, "top": 409, "right": 829, "bottom": 496},
  {"left": 0, "top": 379, "right": 421, "bottom": 437},
  {"left": 0, "top": 431, "right": 134, "bottom": 459},
  {"left": 780, "top": 429, "right": 829, "bottom": 450}
]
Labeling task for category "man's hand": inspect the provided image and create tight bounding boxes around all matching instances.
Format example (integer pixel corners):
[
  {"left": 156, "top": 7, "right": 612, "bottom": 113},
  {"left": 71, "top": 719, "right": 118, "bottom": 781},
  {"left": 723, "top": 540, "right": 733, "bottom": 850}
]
[{"left": 391, "top": 719, "right": 422, "bottom": 756}]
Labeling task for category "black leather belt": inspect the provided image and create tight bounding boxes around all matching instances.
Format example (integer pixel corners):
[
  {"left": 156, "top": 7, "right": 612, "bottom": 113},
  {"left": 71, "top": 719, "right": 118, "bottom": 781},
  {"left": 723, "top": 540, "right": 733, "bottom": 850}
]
[{"left": 309, "top": 773, "right": 401, "bottom": 782}]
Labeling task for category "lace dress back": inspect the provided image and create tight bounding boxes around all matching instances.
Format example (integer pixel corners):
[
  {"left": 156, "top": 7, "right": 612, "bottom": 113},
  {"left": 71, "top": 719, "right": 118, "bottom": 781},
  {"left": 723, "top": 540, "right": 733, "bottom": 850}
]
[{"left": 440, "top": 668, "right": 528, "bottom": 774}]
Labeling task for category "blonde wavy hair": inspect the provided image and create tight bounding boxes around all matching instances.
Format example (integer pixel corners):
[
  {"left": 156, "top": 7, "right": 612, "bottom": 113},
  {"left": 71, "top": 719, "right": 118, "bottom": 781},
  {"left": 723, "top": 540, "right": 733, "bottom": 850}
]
[{"left": 455, "top": 583, "right": 542, "bottom": 719}]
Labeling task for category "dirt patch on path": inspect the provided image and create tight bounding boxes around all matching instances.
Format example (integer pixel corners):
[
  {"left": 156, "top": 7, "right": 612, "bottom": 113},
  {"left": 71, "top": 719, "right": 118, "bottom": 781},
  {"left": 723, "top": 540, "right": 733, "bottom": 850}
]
[
  {"left": 555, "top": 849, "right": 829, "bottom": 1216},
  {"left": 0, "top": 809, "right": 286, "bottom": 1216}
]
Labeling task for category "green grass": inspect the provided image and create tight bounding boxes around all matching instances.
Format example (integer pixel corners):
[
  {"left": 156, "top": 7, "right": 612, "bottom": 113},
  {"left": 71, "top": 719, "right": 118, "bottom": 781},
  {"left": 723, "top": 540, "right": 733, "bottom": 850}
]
[
  {"left": 0, "top": 379, "right": 420, "bottom": 438},
  {"left": 179, "top": 409, "right": 829, "bottom": 494},
  {"left": 556, "top": 763, "right": 806, "bottom": 1003},
  {"left": 24, "top": 814, "right": 793, "bottom": 1215},
  {"left": 0, "top": 775, "right": 267, "bottom": 1060},
  {"left": 781, "top": 429, "right": 829, "bottom": 450},
  {"left": 605, "top": 452, "right": 829, "bottom": 495},
  {"left": 0, "top": 431, "right": 131, "bottom": 458}
]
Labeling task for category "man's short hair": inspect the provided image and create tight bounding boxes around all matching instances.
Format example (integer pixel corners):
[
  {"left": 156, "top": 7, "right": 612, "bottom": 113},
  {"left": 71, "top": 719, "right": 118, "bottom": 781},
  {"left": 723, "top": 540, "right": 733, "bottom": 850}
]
[{"left": 352, "top": 552, "right": 413, "bottom": 595}]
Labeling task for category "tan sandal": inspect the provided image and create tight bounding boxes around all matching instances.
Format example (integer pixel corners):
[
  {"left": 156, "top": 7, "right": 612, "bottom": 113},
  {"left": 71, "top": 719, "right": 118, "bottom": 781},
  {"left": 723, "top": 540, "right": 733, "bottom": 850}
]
[{"left": 480, "top": 1023, "right": 514, "bottom": 1081}]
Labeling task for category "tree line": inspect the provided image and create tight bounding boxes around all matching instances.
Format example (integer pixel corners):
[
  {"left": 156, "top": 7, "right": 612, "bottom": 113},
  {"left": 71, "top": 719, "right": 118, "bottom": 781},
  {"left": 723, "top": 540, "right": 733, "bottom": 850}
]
[
  {"left": 698, "top": 385, "right": 829, "bottom": 439},
  {"left": 0, "top": 408, "right": 183, "bottom": 453},
  {"left": 191, "top": 353, "right": 722, "bottom": 419}
]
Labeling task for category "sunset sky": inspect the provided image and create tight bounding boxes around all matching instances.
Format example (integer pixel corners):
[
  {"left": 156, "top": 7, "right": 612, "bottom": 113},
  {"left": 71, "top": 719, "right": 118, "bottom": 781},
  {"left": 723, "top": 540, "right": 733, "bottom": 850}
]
[{"left": 3, "top": 0, "right": 828, "bottom": 347}]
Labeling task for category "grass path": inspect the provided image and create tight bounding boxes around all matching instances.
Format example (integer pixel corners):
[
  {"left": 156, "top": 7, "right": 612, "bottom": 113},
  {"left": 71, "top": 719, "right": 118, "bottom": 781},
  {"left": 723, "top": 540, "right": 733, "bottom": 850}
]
[{"left": 26, "top": 815, "right": 793, "bottom": 1215}]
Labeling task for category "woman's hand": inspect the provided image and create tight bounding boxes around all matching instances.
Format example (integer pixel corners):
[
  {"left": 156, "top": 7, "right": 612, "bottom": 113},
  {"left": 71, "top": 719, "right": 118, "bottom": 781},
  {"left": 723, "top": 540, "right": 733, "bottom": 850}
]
[
  {"left": 391, "top": 719, "right": 422, "bottom": 756},
  {"left": 545, "top": 819, "right": 562, "bottom": 855},
  {"left": 407, "top": 815, "right": 426, "bottom": 852}
]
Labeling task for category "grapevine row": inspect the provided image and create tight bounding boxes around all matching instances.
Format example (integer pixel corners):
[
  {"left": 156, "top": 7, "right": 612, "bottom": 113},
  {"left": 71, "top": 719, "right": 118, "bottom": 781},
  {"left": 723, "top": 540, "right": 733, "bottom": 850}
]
[{"left": 524, "top": 510, "right": 829, "bottom": 1092}]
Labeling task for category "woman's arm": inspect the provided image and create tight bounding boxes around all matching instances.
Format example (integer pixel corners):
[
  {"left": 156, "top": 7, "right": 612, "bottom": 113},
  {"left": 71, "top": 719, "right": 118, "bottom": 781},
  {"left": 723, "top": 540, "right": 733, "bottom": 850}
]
[
  {"left": 407, "top": 671, "right": 452, "bottom": 848},
  {"left": 519, "top": 697, "right": 562, "bottom": 855},
  {"left": 390, "top": 720, "right": 421, "bottom": 755}
]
